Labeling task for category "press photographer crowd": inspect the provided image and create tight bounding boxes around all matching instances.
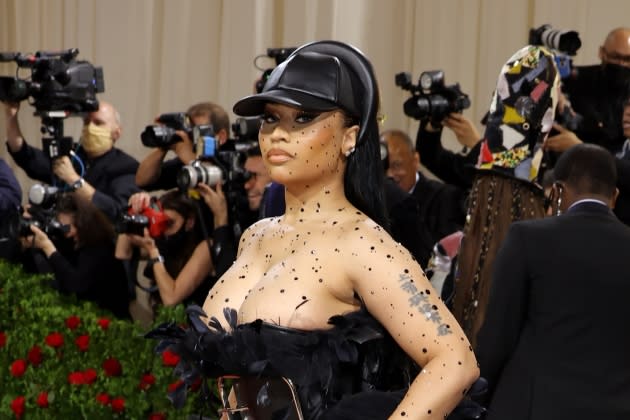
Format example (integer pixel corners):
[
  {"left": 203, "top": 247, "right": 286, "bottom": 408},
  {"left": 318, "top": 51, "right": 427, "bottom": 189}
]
[{"left": 2, "top": 24, "right": 630, "bottom": 418}]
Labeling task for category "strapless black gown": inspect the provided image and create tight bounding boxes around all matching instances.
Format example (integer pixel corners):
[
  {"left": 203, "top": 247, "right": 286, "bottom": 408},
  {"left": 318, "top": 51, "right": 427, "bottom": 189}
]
[{"left": 146, "top": 305, "right": 486, "bottom": 420}]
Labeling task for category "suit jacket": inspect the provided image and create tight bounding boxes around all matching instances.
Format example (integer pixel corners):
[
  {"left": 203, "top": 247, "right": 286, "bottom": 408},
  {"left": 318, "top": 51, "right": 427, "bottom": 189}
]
[
  {"left": 388, "top": 174, "right": 467, "bottom": 268},
  {"left": 476, "top": 202, "right": 630, "bottom": 420},
  {"left": 411, "top": 172, "right": 467, "bottom": 244}
]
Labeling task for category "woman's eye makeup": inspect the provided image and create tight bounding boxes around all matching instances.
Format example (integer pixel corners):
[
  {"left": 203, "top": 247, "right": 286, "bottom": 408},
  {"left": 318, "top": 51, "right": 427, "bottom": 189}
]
[
  {"left": 261, "top": 113, "right": 278, "bottom": 123},
  {"left": 261, "top": 110, "right": 322, "bottom": 124},
  {"left": 295, "top": 111, "right": 321, "bottom": 123}
]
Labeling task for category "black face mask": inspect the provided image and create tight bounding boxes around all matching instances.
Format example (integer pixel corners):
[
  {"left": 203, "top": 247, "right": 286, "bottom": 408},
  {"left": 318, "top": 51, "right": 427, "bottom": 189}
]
[
  {"left": 602, "top": 62, "right": 630, "bottom": 92},
  {"left": 154, "top": 227, "right": 190, "bottom": 256}
]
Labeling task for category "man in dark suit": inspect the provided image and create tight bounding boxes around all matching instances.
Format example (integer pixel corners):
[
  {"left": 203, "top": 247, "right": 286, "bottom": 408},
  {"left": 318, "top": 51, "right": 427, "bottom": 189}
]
[
  {"left": 381, "top": 129, "right": 467, "bottom": 267},
  {"left": 476, "top": 143, "right": 630, "bottom": 420}
]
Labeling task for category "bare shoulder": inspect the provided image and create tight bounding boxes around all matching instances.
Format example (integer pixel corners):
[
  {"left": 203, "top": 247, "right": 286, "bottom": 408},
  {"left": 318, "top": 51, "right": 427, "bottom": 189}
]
[
  {"left": 236, "top": 217, "right": 282, "bottom": 255},
  {"left": 339, "top": 216, "right": 405, "bottom": 259},
  {"left": 337, "top": 215, "right": 426, "bottom": 290}
]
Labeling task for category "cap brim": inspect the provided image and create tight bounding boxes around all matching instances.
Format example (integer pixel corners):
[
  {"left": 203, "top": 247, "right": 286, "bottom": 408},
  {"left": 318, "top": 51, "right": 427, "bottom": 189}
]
[{"left": 233, "top": 89, "right": 338, "bottom": 116}]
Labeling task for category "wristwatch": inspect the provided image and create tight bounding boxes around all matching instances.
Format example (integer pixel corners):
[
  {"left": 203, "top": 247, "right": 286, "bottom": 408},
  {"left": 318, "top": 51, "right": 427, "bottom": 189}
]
[
  {"left": 148, "top": 255, "right": 165, "bottom": 265},
  {"left": 70, "top": 178, "right": 85, "bottom": 191}
]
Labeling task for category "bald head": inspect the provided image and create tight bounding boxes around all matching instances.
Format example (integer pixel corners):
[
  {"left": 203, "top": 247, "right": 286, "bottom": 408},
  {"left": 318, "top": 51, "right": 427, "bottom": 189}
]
[
  {"left": 599, "top": 27, "right": 630, "bottom": 67},
  {"left": 381, "top": 129, "right": 419, "bottom": 192}
]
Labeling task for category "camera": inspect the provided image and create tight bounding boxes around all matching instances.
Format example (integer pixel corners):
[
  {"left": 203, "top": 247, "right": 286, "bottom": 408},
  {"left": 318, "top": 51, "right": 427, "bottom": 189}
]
[
  {"left": 176, "top": 160, "right": 223, "bottom": 190},
  {"left": 2, "top": 184, "right": 68, "bottom": 239},
  {"left": 529, "top": 24, "right": 581, "bottom": 56},
  {"left": 231, "top": 117, "right": 261, "bottom": 142},
  {"left": 0, "top": 48, "right": 104, "bottom": 113},
  {"left": 529, "top": 24, "right": 582, "bottom": 79},
  {"left": 176, "top": 122, "right": 253, "bottom": 191},
  {"left": 396, "top": 70, "right": 471, "bottom": 125},
  {"left": 177, "top": 121, "right": 255, "bottom": 196},
  {"left": 176, "top": 124, "right": 224, "bottom": 190},
  {"left": 116, "top": 200, "right": 170, "bottom": 238},
  {"left": 116, "top": 213, "right": 150, "bottom": 237},
  {"left": 141, "top": 112, "right": 192, "bottom": 149},
  {"left": 0, "top": 49, "right": 105, "bottom": 164},
  {"left": 255, "top": 47, "right": 297, "bottom": 93}
]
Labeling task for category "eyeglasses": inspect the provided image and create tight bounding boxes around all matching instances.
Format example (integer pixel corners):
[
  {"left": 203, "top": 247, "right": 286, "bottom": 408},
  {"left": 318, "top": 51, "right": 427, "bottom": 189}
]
[{"left": 601, "top": 48, "right": 630, "bottom": 66}]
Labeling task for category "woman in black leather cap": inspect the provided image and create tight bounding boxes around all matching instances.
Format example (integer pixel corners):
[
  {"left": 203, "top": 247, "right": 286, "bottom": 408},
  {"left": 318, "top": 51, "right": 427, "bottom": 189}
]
[{"left": 151, "top": 40, "right": 482, "bottom": 420}]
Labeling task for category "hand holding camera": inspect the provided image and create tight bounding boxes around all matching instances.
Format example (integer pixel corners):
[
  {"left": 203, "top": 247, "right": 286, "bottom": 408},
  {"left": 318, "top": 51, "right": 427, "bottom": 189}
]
[
  {"left": 442, "top": 113, "right": 481, "bottom": 149},
  {"left": 116, "top": 193, "right": 170, "bottom": 238},
  {"left": 52, "top": 156, "right": 80, "bottom": 185},
  {"left": 21, "top": 223, "right": 57, "bottom": 256},
  {"left": 171, "top": 129, "right": 196, "bottom": 163},
  {"left": 196, "top": 182, "right": 228, "bottom": 228}
]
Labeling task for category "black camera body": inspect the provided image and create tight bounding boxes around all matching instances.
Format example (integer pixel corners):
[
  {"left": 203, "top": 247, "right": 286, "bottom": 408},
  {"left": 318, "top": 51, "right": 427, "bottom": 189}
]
[
  {"left": 231, "top": 117, "right": 261, "bottom": 143},
  {"left": 396, "top": 70, "right": 471, "bottom": 125},
  {"left": 15, "top": 214, "right": 68, "bottom": 238},
  {"left": 4, "top": 184, "right": 68, "bottom": 239},
  {"left": 255, "top": 47, "right": 297, "bottom": 93},
  {"left": 0, "top": 48, "right": 104, "bottom": 114},
  {"left": 141, "top": 112, "right": 191, "bottom": 149},
  {"left": 116, "top": 213, "right": 150, "bottom": 236},
  {"left": 177, "top": 121, "right": 256, "bottom": 192}
]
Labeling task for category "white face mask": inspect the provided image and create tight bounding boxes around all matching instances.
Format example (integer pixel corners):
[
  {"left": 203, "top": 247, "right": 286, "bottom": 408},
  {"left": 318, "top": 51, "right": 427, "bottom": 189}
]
[{"left": 81, "top": 122, "right": 113, "bottom": 155}]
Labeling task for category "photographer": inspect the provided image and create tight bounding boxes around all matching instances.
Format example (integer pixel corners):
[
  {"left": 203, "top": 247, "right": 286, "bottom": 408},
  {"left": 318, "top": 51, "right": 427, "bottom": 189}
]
[
  {"left": 3, "top": 100, "right": 140, "bottom": 222},
  {"left": 136, "top": 101, "right": 231, "bottom": 190},
  {"left": 115, "top": 189, "right": 217, "bottom": 308},
  {"left": 382, "top": 129, "right": 468, "bottom": 267},
  {"left": 542, "top": 28, "right": 630, "bottom": 226},
  {"left": 549, "top": 28, "right": 630, "bottom": 155},
  {"left": 135, "top": 101, "right": 240, "bottom": 276},
  {"left": 395, "top": 70, "right": 481, "bottom": 189},
  {"left": 415, "top": 114, "right": 481, "bottom": 190},
  {"left": 22, "top": 193, "right": 130, "bottom": 318}
]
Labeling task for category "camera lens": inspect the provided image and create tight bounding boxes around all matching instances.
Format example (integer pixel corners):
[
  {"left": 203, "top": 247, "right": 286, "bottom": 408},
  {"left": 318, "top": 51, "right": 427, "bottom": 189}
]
[
  {"left": 420, "top": 73, "right": 434, "bottom": 91},
  {"left": 28, "top": 183, "right": 59, "bottom": 208},
  {"left": 176, "top": 161, "right": 222, "bottom": 190}
]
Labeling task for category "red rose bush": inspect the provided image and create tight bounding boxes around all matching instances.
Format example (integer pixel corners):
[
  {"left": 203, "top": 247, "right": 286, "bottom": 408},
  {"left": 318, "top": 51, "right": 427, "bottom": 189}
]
[{"left": 0, "top": 261, "right": 212, "bottom": 418}]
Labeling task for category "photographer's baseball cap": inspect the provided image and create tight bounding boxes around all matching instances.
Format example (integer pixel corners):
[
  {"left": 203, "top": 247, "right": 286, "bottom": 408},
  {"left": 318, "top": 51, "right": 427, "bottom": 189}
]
[{"left": 233, "top": 51, "right": 360, "bottom": 118}]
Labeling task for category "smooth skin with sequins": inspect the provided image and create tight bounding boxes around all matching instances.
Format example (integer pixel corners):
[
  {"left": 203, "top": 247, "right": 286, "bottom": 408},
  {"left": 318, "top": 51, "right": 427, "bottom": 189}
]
[{"left": 202, "top": 101, "right": 479, "bottom": 419}]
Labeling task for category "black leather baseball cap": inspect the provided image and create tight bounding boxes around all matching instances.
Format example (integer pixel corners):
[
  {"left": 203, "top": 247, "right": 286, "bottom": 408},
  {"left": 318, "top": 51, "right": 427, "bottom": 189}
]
[{"left": 233, "top": 50, "right": 360, "bottom": 118}]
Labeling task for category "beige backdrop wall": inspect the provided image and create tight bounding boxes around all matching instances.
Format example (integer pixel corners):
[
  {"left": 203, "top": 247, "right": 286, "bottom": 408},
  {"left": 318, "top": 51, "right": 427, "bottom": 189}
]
[{"left": 1, "top": 0, "right": 629, "bottom": 197}]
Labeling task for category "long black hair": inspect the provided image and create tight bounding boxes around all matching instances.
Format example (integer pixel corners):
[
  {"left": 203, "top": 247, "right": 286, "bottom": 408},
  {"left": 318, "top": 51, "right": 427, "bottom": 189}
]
[{"left": 343, "top": 113, "right": 388, "bottom": 231}]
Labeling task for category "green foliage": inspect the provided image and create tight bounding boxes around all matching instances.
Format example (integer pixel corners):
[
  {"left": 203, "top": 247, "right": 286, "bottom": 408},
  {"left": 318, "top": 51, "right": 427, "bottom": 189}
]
[{"left": 0, "top": 261, "right": 214, "bottom": 419}]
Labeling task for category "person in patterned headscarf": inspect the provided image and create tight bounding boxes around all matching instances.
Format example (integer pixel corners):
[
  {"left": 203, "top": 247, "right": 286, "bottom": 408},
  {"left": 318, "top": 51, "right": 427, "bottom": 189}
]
[{"left": 452, "top": 45, "right": 560, "bottom": 347}]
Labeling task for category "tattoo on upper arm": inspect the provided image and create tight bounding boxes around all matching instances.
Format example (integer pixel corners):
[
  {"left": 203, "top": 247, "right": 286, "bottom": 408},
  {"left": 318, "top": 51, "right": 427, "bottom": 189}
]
[{"left": 398, "top": 271, "right": 452, "bottom": 336}]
